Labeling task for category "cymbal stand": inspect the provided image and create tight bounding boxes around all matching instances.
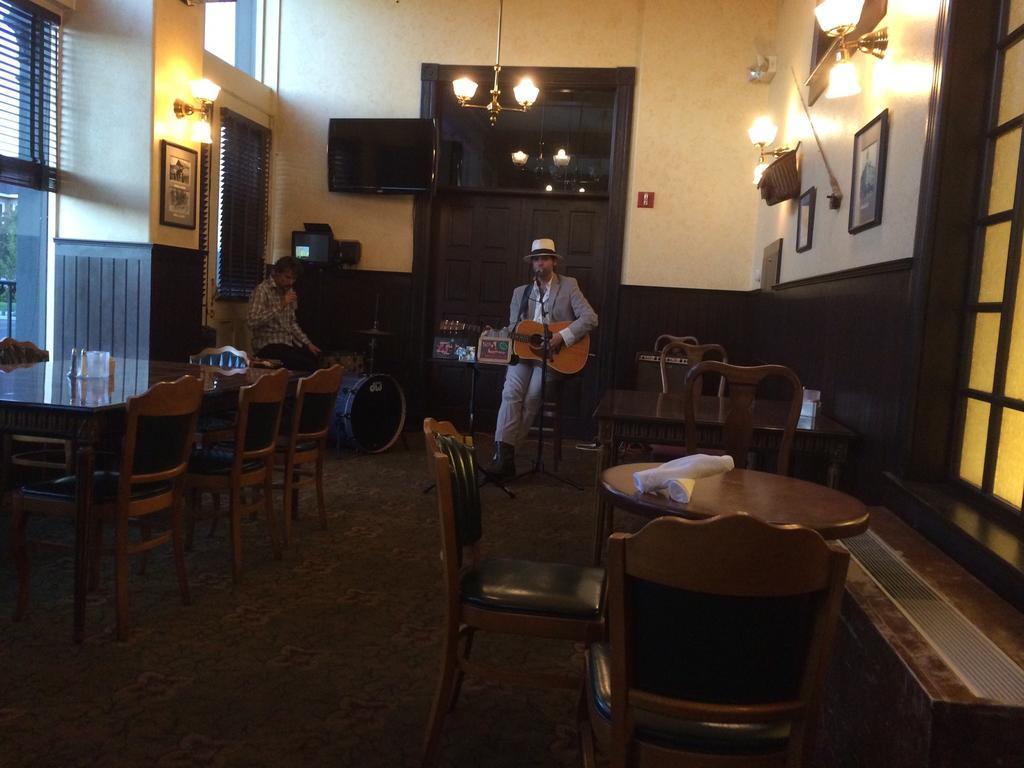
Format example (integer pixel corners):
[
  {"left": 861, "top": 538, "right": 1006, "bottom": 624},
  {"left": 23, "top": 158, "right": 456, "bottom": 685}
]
[{"left": 514, "top": 285, "right": 582, "bottom": 490}]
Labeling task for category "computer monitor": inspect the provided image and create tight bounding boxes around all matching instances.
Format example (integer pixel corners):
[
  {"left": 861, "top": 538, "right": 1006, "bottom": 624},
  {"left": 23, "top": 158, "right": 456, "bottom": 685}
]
[{"left": 292, "top": 229, "right": 332, "bottom": 263}]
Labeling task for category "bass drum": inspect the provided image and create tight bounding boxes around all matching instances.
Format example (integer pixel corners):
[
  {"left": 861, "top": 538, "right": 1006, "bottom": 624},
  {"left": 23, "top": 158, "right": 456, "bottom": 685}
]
[{"left": 332, "top": 373, "right": 406, "bottom": 453}]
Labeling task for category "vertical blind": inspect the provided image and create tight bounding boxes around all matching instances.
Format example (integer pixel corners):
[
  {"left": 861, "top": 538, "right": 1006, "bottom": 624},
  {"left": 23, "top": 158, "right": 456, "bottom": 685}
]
[
  {"left": 0, "top": 0, "right": 58, "bottom": 192},
  {"left": 217, "top": 108, "right": 271, "bottom": 298}
]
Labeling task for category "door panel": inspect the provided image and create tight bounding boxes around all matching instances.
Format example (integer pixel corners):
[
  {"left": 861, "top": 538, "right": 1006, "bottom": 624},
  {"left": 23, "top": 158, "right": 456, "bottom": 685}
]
[{"left": 428, "top": 192, "right": 609, "bottom": 438}]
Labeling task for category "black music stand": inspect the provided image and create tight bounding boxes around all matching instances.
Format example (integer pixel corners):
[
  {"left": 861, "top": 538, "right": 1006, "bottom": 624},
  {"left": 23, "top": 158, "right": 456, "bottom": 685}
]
[{"left": 513, "top": 289, "right": 583, "bottom": 490}]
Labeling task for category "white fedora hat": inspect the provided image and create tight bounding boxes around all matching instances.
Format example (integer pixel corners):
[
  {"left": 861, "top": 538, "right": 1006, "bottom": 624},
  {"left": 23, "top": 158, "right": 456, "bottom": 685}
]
[{"left": 524, "top": 238, "right": 559, "bottom": 262}]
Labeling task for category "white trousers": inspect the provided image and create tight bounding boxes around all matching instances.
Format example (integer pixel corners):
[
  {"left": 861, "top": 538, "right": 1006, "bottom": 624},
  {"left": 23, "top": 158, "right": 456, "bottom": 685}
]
[{"left": 494, "top": 361, "right": 547, "bottom": 449}]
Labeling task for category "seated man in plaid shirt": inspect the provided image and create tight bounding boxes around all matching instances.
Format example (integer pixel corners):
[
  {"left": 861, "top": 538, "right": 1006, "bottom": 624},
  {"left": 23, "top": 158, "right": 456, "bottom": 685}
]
[{"left": 247, "top": 256, "right": 322, "bottom": 371}]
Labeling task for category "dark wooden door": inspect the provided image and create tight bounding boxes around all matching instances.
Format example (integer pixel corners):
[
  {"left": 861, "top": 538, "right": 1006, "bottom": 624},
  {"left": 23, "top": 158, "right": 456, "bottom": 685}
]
[{"left": 427, "top": 191, "right": 609, "bottom": 438}]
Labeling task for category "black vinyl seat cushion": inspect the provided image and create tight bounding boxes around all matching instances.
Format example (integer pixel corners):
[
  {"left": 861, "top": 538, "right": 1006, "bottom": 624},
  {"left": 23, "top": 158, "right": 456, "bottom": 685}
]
[
  {"left": 460, "top": 559, "right": 604, "bottom": 619},
  {"left": 587, "top": 642, "right": 792, "bottom": 754},
  {"left": 188, "top": 446, "right": 265, "bottom": 475},
  {"left": 21, "top": 471, "right": 172, "bottom": 504},
  {"left": 275, "top": 437, "right": 318, "bottom": 453}
]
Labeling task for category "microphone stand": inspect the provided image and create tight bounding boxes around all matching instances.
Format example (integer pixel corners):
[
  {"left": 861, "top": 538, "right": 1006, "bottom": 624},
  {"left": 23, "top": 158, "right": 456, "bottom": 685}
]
[{"left": 514, "top": 273, "right": 583, "bottom": 490}]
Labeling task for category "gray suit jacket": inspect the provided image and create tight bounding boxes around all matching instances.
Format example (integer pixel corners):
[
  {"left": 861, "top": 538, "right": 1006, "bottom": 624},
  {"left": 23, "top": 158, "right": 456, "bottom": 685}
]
[{"left": 506, "top": 274, "right": 598, "bottom": 347}]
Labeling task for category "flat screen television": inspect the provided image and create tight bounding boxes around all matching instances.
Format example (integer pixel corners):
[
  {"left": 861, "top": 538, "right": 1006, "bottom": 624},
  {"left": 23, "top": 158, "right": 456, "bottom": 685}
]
[{"left": 328, "top": 118, "right": 436, "bottom": 194}]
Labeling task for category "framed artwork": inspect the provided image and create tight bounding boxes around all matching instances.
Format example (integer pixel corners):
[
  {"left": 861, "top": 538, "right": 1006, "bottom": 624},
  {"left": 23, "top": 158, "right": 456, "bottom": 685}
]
[
  {"left": 760, "top": 238, "right": 782, "bottom": 292},
  {"left": 796, "top": 187, "right": 816, "bottom": 253},
  {"left": 160, "top": 140, "right": 198, "bottom": 229},
  {"left": 849, "top": 109, "right": 889, "bottom": 234}
]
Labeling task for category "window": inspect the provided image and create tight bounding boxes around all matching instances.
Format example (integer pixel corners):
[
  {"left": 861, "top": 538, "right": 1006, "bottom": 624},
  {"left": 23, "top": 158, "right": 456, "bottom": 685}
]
[
  {"left": 0, "top": 0, "right": 58, "bottom": 347},
  {"left": 216, "top": 108, "right": 270, "bottom": 299},
  {"left": 956, "top": 2, "right": 1024, "bottom": 514},
  {"left": 205, "top": 0, "right": 262, "bottom": 81}
]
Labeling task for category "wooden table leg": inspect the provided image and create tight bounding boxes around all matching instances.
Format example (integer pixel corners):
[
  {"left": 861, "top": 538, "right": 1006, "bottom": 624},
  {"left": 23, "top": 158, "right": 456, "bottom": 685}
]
[{"left": 72, "top": 446, "right": 95, "bottom": 644}]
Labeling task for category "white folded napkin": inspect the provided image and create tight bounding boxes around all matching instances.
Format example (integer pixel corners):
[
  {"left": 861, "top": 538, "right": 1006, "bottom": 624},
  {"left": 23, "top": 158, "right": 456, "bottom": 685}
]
[{"left": 632, "top": 454, "right": 735, "bottom": 503}]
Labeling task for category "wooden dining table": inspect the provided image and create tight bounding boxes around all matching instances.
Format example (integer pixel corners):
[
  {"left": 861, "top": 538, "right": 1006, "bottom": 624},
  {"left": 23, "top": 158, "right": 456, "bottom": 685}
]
[
  {"left": 0, "top": 357, "right": 295, "bottom": 642},
  {"left": 595, "top": 462, "right": 870, "bottom": 563},
  {"left": 594, "top": 389, "right": 858, "bottom": 489}
]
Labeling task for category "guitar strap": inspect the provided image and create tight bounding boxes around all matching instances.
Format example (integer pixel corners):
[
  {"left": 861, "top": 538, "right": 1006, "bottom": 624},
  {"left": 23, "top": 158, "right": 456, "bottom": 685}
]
[{"left": 516, "top": 282, "right": 532, "bottom": 323}]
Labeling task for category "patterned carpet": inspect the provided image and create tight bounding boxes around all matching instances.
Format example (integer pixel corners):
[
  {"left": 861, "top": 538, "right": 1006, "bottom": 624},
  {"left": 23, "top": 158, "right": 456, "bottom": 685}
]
[{"left": 0, "top": 434, "right": 610, "bottom": 768}]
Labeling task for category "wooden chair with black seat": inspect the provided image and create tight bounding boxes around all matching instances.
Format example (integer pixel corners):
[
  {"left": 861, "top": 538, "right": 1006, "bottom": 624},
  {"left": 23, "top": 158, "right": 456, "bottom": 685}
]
[
  {"left": 189, "top": 345, "right": 251, "bottom": 446},
  {"left": 579, "top": 514, "right": 849, "bottom": 768},
  {"left": 0, "top": 339, "right": 72, "bottom": 488},
  {"left": 185, "top": 368, "right": 288, "bottom": 580},
  {"left": 421, "top": 432, "right": 606, "bottom": 767},
  {"left": 684, "top": 360, "right": 803, "bottom": 475},
  {"left": 659, "top": 340, "right": 727, "bottom": 398},
  {"left": 273, "top": 364, "right": 344, "bottom": 546},
  {"left": 10, "top": 375, "right": 204, "bottom": 641}
]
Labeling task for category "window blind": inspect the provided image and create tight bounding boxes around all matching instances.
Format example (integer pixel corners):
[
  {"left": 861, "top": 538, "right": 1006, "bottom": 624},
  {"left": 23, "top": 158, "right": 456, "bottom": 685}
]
[
  {"left": 0, "top": 0, "right": 58, "bottom": 192},
  {"left": 217, "top": 108, "right": 270, "bottom": 299}
]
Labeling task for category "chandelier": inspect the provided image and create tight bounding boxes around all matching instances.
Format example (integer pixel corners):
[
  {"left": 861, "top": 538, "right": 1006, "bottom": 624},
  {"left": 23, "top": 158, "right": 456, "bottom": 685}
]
[{"left": 452, "top": 0, "right": 539, "bottom": 125}]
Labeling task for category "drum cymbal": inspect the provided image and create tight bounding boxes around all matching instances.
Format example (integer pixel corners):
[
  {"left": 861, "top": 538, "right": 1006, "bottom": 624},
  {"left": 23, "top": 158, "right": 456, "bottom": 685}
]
[{"left": 358, "top": 327, "right": 393, "bottom": 337}]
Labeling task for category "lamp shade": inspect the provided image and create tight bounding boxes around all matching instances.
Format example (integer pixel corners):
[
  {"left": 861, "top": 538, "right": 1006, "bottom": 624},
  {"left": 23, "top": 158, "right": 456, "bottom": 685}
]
[
  {"left": 191, "top": 78, "right": 221, "bottom": 102},
  {"left": 513, "top": 77, "right": 539, "bottom": 107},
  {"left": 753, "top": 161, "right": 770, "bottom": 186},
  {"left": 453, "top": 77, "right": 479, "bottom": 101},
  {"left": 825, "top": 59, "right": 861, "bottom": 98},
  {"left": 553, "top": 148, "right": 571, "bottom": 167},
  {"left": 511, "top": 149, "right": 529, "bottom": 166},
  {"left": 191, "top": 119, "right": 213, "bottom": 144},
  {"left": 748, "top": 116, "right": 778, "bottom": 146},
  {"left": 814, "top": 0, "right": 864, "bottom": 34}
]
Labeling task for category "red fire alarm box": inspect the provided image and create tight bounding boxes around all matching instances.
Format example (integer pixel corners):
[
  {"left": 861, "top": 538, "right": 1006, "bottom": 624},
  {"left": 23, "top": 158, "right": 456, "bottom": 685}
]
[{"left": 637, "top": 191, "right": 655, "bottom": 208}]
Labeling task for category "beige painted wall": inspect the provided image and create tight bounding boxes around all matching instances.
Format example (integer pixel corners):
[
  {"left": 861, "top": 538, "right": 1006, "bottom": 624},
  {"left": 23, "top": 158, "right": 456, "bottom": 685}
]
[
  {"left": 151, "top": 0, "right": 205, "bottom": 249},
  {"left": 273, "top": 0, "right": 773, "bottom": 289},
  {"left": 623, "top": 0, "right": 776, "bottom": 289},
  {"left": 58, "top": 0, "right": 153, "bottom": 242},
  {"left": 751, "top": 0, "right": 940, "bottom": 283}
]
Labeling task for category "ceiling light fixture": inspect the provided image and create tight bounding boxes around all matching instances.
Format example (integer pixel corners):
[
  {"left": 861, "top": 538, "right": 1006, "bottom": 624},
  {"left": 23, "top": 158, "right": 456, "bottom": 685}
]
[{"left": 452, "top": 0, "right": 539, "bottom": 125}]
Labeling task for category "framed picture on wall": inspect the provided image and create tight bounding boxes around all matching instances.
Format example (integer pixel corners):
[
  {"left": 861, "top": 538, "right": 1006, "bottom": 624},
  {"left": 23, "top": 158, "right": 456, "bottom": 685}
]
[
  {"left": 849, "top": 109, "right": 889, "bottom": 234},
  {"left": 796, "top": 187, "right": 816, "bottom": 252},
  {"left": 160, "top": 140, "right": 198, "bottom": 229}
]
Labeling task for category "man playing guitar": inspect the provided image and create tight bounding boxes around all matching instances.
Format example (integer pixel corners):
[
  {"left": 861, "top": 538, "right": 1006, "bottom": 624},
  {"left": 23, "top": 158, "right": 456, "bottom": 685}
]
[{"left": 489, "top": 238, "right": 598, "bottom": 479}]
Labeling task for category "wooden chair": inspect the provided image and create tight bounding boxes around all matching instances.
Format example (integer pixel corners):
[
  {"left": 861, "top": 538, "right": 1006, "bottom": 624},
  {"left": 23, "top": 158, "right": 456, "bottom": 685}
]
[
  {"left": 527, "top": 376, "right": 565, "bottom": 470},
  {"left": 684, "top": 360, "right": 803, "bottom": 475},
  {"left": 421, "top": 433, "right": 606, "bottom": 767},
  {"left": 274, "top": 364, "right": 344, "bottom": 545},
  {"left": 653, "top": 334, "right": 698, "bottom": 354},
  {"left": 186, "top": 368, "right": 288, "bottom": 580},
  {"left": 422, "top": 417, "right": 471, "bottom": 482},
  {"left": 580, "top": 514, "right": 849, "bottom": 768},
  {"left": 660, "top": 340, "right": 727, "bottom": 397},
  {"left": 11, "top": 375, "right": 204, "bottom": 640},
  {"left": 190, "top": 346, "right": 250, "bottom": 445},
  {"left": 189, "top": 345, "right": 250, "bottom": 368},
  {"left": 0, "top": 340, "right": 71, "bottom": 486}
]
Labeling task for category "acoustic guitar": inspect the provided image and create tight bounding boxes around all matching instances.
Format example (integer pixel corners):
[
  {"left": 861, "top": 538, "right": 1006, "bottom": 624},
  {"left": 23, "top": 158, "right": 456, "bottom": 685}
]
[{"left": 439, "top": 319, "right": 591, "bottom": 375}]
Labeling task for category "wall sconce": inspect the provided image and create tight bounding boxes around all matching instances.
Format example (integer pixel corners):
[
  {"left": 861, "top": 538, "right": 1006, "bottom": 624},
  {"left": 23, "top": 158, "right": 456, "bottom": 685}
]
[
  {"left": 748, "top": 117, "right": 790, "bottom": 185},
  {"left": 552, "top": 148, "right": 571, "bottom": 168},
  {"left": 173, "top": 78, "right": 221, "bottom": 144},
  {"left": 809, "top": 0, "right": 888, "bottom": 99}
]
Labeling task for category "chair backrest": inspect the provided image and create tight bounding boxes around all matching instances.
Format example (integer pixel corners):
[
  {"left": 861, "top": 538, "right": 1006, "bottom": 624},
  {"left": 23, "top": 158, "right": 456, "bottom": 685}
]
[
  {"left": 685, "top": 360, "right": 802, "bottom": 475},
  {"left": 189, "top": 345, "right": 249, "bottom": 369},
  {"left": 120, "top": 375, "right": 205, "bottom": 489},
  {"left": 423, "top": 417, "right": 464, "bottom": 478},
  {"left": 434, "top": 433, "right": 483, "bottom": 564},
  {"left": 659, "top": 341, "right": 727, "bottom": 397},
  {"left": 0, "top": 337, "right": 49, "bottom": 365},
  {"left": 287, "top": 364, "right": 344, "bottom": 443},
  {"left": 653, "top": 334, "right": 698, "bottom": 354},
  {"left": 605, "top": 514, "right": 849, "bottom": 767},
  {"left": 234, "top": 368, "right": 289, "bottom": 459}
]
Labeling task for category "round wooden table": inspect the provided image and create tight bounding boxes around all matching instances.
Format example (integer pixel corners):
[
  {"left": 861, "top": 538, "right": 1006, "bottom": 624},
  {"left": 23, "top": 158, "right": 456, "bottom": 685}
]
[{"left": 594, "top": 463, "right": 870, "bottom": 562}]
